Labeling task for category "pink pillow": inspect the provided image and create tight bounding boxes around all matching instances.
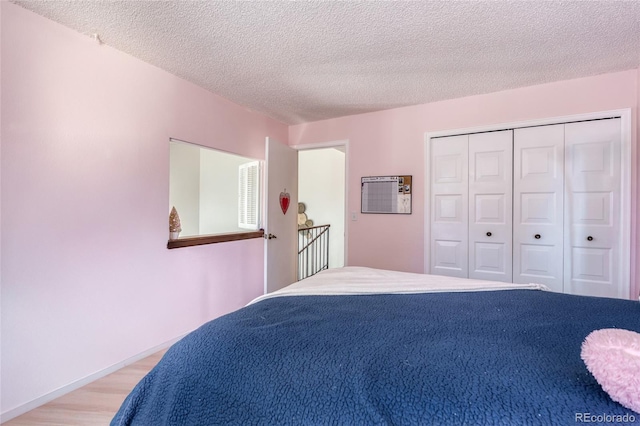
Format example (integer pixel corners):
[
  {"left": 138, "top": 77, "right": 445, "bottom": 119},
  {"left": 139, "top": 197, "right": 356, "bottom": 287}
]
[{"left": 581, "top": 328, "right": 640, "bottom": 414}]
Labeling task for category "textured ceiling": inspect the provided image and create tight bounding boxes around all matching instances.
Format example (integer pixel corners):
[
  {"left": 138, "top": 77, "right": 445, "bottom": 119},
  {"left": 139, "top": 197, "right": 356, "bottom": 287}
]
[{"left": 12, "top": 1, "right": 640, "bottom": 125}]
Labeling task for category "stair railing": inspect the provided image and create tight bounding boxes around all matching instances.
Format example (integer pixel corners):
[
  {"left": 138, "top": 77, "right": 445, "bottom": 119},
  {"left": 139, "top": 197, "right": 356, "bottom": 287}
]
[{"left": 298, "top": 224, "right": 330, "bottom": 280}]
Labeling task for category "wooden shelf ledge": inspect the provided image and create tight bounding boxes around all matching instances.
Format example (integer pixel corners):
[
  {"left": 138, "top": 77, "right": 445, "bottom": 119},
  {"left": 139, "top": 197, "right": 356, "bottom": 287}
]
[{"left": 167, "top": 230, "right": 264, "bottom": 249}]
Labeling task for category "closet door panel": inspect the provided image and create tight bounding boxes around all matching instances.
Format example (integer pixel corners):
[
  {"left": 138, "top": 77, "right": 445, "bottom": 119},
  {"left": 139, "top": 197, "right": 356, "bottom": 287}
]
[
  {"left": 564, "top": 119, "right": 621, "bottom": 298},
  {"left": 468, "top": 130, "right": 512, "bottom": 282},
  {"left": 513, "top": 125, "right": 564, "bottom": 291},
  {"left": 430, "top": 135, "right": 469, "bottom": 277}
]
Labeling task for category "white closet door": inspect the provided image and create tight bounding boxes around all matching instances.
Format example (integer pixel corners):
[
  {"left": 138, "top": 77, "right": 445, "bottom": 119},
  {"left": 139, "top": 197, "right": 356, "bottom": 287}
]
[
  {"left": 513, "top": 125, "right": 565, "bottom": 291},
  {"left": 468, "top": 131, "right": 513, "bottom": 282},
  {"left": 564, "top": 119, "right": 622, "bottom": 298},
  {"left": 430, "top": 135, "right": 469, "bottom": 277}
]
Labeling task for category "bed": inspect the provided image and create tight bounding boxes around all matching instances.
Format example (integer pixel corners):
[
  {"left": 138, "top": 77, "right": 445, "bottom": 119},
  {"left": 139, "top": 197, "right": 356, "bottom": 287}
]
[{"left": 112, "top": 267, "right": 640, "bottom": 425}]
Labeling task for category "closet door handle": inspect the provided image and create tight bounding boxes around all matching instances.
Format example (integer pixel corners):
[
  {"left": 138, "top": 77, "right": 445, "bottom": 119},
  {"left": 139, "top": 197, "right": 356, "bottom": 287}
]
[
  {"left": 486, "top": 232, "right": 492, "bottom": 237},
  {"left": 587, "top": 236, "right": 593, "bottom": 241},
  {"left": 534, "top": 234, "right": 541, "bottom": 239}
]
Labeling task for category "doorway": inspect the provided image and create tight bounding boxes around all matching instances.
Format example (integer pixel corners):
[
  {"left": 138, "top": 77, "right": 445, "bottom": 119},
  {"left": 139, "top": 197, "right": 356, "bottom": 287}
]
[{"left": 297, "top": 145, "right": 347, "bottom": 274}]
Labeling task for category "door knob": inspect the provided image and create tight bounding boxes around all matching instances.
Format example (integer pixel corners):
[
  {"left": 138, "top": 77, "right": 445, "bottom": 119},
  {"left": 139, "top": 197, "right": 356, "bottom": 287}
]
[
  {"left": 486, "top": 232, "right": 492, "bottom": 237},
  {"left": 587, "top": 236, "right": 593, "bottom": 241},
  {"left": 265, "top": 233, "right": 277, "bottom": 240},
  {"left": 534, "top": 234, "right": 541, "bottom": 239}
]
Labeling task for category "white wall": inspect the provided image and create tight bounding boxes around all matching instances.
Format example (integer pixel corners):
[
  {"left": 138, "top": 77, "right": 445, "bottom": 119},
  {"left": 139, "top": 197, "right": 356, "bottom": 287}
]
[
  {"left": 171, "top": 143, "right": 255, "bottom": 237},
  {"left": 199, "top": 150, "right": 248, "bottom": 234},
  {"left": 298, "top": 148, "right": 345, "bottom": 268},
  {"left": 169, "top": 141, "right": 201, "bottom": 237}
]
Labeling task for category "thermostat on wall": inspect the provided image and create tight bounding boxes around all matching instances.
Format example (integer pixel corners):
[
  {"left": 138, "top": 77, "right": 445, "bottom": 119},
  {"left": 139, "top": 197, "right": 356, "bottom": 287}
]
[{"left": 361, "top": 175, "right": 412, "bottom": 214}]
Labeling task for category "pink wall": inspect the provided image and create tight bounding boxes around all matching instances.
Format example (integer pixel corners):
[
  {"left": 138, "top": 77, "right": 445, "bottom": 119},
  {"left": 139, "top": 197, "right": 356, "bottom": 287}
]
[
  {"left": 0, "top": 2, "right": 287, "bottom": 416},
  {"left": 290, "top": 69, "right": 639, "bottom": 298},
  {"left": 637, "top": 67, "right": 640, "bottom": 296}
]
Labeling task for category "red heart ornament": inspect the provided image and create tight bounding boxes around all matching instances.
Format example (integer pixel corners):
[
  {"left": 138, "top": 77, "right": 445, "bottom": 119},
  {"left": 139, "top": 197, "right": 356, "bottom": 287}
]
[{"left": 279, "top": 191, "right": 290, "bottom": 215}]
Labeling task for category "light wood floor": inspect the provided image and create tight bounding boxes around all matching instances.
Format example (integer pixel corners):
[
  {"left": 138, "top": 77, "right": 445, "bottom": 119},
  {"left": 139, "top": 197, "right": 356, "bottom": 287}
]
[{"left": 4, "top": 349, "right": 167, "bottom": 426}]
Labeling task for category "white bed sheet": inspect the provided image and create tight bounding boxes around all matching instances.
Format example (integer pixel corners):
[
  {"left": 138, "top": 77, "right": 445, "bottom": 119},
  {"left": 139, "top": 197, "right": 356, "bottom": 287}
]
[{"left": 249, "top": 266, "right": 548, "bottom": 305}]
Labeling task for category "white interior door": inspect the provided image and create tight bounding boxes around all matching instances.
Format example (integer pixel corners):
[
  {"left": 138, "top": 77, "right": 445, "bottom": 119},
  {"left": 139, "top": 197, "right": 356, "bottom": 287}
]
[
  {"left": 264, "top": 137, "right": 298, "bottom": 294},
  {"left": 468, "top": 130, "right": 513, "bottom": 282},
  {"left": 564, "top": 119, "right": 622, "bottom": 298},
  {"left": 513, "top": 125, "right": 564, "bottom": 291},
  {"left": 430, "top": 135, "right": 469, "bottom": 277}
]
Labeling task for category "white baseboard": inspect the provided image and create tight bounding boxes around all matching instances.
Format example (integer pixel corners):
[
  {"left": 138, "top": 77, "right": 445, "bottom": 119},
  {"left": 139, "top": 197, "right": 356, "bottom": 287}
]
[{"left": 1, "top": 334, "right": 187, "bottom": 424}]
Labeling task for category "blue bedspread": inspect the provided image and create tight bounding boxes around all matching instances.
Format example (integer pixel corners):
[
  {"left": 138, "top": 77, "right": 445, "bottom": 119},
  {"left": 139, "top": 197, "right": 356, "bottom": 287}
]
[{"left": 112, "top": 290, "right": 640, "bottom": 425}]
